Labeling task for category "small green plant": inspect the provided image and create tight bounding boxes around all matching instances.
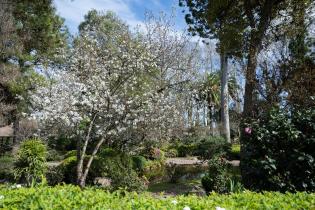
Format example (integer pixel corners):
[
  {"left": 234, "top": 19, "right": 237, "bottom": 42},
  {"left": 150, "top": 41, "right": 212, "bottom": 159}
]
[
  {"left": 64, "top": 150, "right": 77, "bottom": 159},
  {"left": 227, "top": 144, "right": 240, "bottom": 160},
  {"left": 132, "top": 155, "right": 147, "bottom": 172},
  {"left": 227, "top": 178, "right": 244, "bottom": 193},
  {"left": 14, "top": 138, "right": 47, "bottom": 186}
]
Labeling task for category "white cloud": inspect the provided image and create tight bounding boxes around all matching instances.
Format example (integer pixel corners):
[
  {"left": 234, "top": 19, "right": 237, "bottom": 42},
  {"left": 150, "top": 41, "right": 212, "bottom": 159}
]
[{"left": 53, "top": 0, "right": 143, "bottom": 33}]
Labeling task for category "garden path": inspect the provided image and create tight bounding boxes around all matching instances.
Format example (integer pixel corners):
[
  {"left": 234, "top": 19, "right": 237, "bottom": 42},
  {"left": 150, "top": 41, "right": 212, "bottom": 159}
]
[{"left": 166, "top": 157, "right": 240, "bottom": 167}]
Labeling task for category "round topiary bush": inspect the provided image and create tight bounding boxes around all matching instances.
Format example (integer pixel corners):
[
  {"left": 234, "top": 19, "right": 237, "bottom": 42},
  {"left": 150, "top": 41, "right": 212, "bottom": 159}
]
[
  {"left": 132, "top": 155, "right": 147, "bottom": 172},
  {"left": 14, "top": 138, "right": 47, "bottom": 185},
  {"left": 60, "top": 155, "right": 77, "bottom": 184},
  {"left": 46, "top": 165, "right": 64, "bottom": 186},
  {"left": 97, "top": 152, "right": 147, "bottom": 192},
  {"left": 165, "top": 148, "right": 178, "bottom": 158}
]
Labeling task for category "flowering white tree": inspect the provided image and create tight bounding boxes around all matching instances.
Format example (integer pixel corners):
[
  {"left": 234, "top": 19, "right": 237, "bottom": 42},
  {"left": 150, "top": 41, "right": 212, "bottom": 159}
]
[
  {"left": 141, "top": 11, "right": 202, "bottom": 131},
  {"left": 30, "top": 11, "right": 180, "bottom": 187}
]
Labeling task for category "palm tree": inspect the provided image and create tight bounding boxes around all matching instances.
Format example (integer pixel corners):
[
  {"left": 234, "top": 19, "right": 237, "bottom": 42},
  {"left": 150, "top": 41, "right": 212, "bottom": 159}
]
[{"left": 198, "top": 71, "right": 239, "bottom": 138}]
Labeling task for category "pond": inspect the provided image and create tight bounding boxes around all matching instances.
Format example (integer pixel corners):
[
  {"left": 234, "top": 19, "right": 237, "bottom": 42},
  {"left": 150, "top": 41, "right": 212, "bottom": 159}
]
[{"left": 147, "top": 160, "right": 240, "bottom": 196}]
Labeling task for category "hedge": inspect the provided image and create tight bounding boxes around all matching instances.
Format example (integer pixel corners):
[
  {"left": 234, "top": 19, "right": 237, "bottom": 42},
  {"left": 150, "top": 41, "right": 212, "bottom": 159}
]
[{"left": 0, "top": 185, "right": 314, "bottom": 209}]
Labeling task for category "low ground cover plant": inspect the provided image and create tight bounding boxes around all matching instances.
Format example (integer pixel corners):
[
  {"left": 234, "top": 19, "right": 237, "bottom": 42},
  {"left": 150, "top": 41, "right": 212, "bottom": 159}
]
[{"left": 0, "top": 185, "right": 314, "bottom": 209}]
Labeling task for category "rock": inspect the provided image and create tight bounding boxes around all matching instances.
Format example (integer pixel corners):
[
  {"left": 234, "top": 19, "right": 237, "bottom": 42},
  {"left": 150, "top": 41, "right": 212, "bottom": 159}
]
[
  {"left": 94, "top": 177, "right": 112, "bottom": 188},
  {"left": 227, "top": 160, "right": 240, "bottom": 167},
  {"left": 0, "top": 124, "right": 13, "bottom": 137},
  {"left": 188, "top": 185, "right": 206, "bottom": 196}
]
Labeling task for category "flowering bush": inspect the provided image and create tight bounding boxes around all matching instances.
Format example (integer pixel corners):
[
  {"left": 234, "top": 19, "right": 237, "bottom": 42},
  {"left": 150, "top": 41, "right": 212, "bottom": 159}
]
[
  {"left": 0, "top": 185, "right": 314, "bottom": 209},
  {"left": 241, "top": 107, "right": 315, "bottom": 192}
]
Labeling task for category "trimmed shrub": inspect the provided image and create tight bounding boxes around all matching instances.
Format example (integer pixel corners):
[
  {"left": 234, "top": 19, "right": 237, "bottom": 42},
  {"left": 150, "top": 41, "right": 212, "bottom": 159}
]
[
  {"left": 241, "top": 107, "right": 315, "bottom": 192},
  {"left": 46, "top": 149, "right": 63, "bottom": 161},
  {"left": 164, "top": 148, "right": 178, "bottom": 158},
  {"left": 0, "top": 185, "right": 314, "bottom": 209},
  {"left": 14, "top": 138, "right": 47, "bottom": 185},
  {"left": 194, "top": 136, "right": 230, "bottom": 160},
  {"left": 175, "top": 136, "right": 230, "bottom": 159},
  {"left": 45, "top": 166, "right": 64, "bottom": 186},
  {"left": 97, "top": 152, "right": 146, "bottom": 191},
  {"left": 57, "top": 148, "right": 146, "bottom": 191},
  {"left": 201, "top": 156, "right": 229, "bottom": 194},
  {"left": 177, "top": 144, "right": 196, "bottom": 157},
  {"left": 132, "top": 155, "right": 147, "bottom": 172},
  {"left": 59, "top": 156, "right": 77, "bottom": 184}
]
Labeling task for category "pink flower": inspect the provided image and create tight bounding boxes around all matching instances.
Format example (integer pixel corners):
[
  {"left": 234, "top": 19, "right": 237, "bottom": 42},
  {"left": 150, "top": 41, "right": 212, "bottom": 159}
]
[{"left": 244, "top": 127, "right": 252, "bottom": 134}]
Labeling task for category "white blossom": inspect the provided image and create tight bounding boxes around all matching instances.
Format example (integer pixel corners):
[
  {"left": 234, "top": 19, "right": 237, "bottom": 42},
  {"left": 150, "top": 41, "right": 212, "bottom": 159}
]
[{"left": 183, "top": 206, "right": 191, "bottom": 210}]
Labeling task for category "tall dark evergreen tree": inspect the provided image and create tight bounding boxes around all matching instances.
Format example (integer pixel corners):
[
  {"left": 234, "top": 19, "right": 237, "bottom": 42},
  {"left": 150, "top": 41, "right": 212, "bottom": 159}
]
[
  {"left": 0, "top": 0, "right": 67, "bottom": 141},
  {"left": 179, "top": 0, "right": 244, "bottom": 142}
]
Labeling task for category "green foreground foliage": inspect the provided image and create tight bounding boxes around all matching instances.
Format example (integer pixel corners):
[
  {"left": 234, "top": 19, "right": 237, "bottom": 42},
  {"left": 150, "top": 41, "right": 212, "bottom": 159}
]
[{"left": 0, "top": 185, "right": 314, "bottom": 210}]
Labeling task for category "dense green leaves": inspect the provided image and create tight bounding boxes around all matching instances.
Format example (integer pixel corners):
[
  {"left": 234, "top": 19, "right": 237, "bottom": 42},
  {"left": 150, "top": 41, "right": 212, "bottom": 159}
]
[
  {"left": 0, "top": 185, "right": 314, "bottom": 209},
  {"left": 202, "top": 156, "right": 229, "bottom": 193},
  {"left": 241, "top": 107, "right": 315, "bottom": 192},
  {"left": 13, "top": 0, "right": 67, "bottom": 60},
  {"left": 14, "top": 139, "right": 47, "bottom": 186}
]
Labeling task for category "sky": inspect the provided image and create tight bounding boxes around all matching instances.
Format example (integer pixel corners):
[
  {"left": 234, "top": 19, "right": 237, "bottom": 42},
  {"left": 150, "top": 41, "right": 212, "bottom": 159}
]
[{"left": 53, "top": 0, "right": 188, "bottom": 34}]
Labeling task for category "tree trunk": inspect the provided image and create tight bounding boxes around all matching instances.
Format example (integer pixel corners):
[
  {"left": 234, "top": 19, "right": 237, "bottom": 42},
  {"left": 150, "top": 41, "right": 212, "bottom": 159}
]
[
  {"left": 203, "top": 103, "right": 207, "bottom": 126},
  {"left": 243, "top": 0, "right": 275, "bottom": 118},
  {"left": 209, "top": 105, "right": 215, "bottom": 136},
  {"left": 195, "top": 105, "right": 200, "bottom": 127},
  {"left": 76, "top": 134, "right": 83, "bottom": 185},
  {"left": 220, "top": 51, "right": 231, "bottom": 143},
  {"left": 12, "top": 112, "right": 19, "bottom": 143},
  {"left": 77, "top": 114, "right": 96, "bottom": 187},
  {"left": 187, "top": 99, "right": 193, "bottom": 127},
  {"left": 78, "top": 137, "right": 106, "bottom": 188},
  {"left": 243, "top": 44, "right": 258, "bottom": 118}
]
